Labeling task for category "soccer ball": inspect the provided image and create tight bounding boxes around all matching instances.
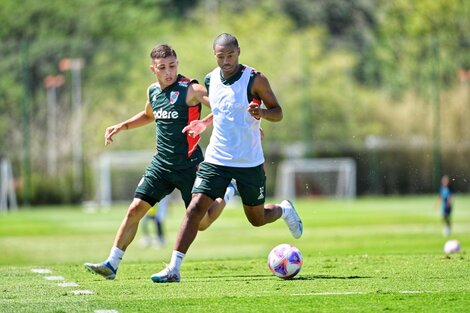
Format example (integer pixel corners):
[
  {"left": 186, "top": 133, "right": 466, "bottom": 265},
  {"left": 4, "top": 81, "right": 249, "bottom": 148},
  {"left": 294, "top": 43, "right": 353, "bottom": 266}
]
[
  {"left": 444, "top": 240, "right": 461, "bottom": 254},
  {"left": 267, "top": 243, "right": 303, "bottom": 279}
]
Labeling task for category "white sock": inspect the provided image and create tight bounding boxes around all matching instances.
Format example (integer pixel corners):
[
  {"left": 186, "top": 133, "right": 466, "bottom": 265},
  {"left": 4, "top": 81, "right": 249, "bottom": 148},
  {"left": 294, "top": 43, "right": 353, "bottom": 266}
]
[
  {"left": 280, "top": 203, "right": 288, "bottom": 218},
  {"left": 106, "top": 246, "right": 124, "bottom": 270},
  {"left": 224, "top": 185, "right": 236, "bottom": 203},
  {"left": 169, "top": 250, "right": 185, "bottom": 271}
]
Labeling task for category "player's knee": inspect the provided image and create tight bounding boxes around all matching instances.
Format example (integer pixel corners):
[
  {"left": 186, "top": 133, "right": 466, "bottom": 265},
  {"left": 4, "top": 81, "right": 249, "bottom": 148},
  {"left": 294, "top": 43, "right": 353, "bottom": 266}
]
[
  {"left": 125, "top": 207, "right": 140, "bottom": 222},
  {"left": 186, "top": 202, "right": 207, "bottom": 221},
  {"left": 126, "top": 203, "right": 147, "bottom": 222},
  {"left": 187, "top": 195, "right": 212, "bottom": 220}
]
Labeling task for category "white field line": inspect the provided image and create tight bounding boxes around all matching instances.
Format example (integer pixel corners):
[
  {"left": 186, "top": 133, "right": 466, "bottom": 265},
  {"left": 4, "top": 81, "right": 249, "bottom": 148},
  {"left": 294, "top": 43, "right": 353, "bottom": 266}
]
[
  {"left": 71, "top": 290, "right": 94, "bottom": 295},
  {"left": 291, "top": 290, "right": 429, "bottom": 296},
  {"left": 44, "top": 276, "right": 65, "bottom": 281},
  {"left": 31, "top": 268, "right": 104, "bottom": 308},
  {"left": 58, "top": 282, "right": 79, "bottom": 287},
  {"left": 94, "top": 310, "right": 119, "bottom": 313},
  {"left": 31, "top": 268, "right": 52, "bottom": 274}
]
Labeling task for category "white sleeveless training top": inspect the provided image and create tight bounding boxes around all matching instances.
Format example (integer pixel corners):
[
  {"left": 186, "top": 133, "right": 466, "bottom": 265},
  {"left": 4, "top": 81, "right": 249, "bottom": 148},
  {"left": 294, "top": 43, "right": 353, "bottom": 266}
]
[{"left": 204, "top": 65, "right": 264, "bottom": 167}]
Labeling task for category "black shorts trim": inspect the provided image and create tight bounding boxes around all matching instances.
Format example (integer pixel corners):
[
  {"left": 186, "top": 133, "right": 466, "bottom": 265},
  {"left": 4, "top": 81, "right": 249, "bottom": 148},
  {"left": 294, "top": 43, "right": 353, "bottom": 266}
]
[
  {"left": 198, "top": 191, "right": 217, "bottom": 201},
  {"left": 134, "top": 192, "right": 157, "bottom": 207}
]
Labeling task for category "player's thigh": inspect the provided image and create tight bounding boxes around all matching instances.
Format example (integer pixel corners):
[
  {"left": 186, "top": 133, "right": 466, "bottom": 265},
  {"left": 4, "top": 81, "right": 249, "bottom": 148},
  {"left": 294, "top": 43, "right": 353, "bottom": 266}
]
[
  {"left": 134, "top": 165, "right": 175, "bottom": 207},
  {"left": 170, "top": 166, "right": 198, "bottom": 208},
  {"left": 192, "top": 162, "right": 232, "bottom": 200},
  {"left": 235, "top": 164, "right": 266, "bottom": 207}
]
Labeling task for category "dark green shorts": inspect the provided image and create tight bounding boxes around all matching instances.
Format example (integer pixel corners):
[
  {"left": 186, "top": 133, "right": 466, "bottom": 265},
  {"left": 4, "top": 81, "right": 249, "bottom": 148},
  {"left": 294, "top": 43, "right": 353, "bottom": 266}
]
[
  {"left": 192, "top": 162, "right": 266, "bottom": 206},
  {"left": 134, "top": 159, "right": 197, "bottom": 208}
]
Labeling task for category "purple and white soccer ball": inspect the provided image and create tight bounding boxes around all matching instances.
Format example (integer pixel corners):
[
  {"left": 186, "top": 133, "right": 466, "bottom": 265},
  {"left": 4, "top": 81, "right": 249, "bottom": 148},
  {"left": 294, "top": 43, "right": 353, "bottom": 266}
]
[
  {"left": 444, "top": 240, "right": 461, "bottom": 254},
  {"left": 268, "top": 243, "right": 303, "bottom": 279}
]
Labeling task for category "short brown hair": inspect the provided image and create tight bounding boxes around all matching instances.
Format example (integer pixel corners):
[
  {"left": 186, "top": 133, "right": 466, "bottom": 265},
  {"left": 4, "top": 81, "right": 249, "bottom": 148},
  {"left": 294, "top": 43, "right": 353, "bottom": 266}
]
[{"left": 150, "top": 44, "right": 177, "bottom": 59}]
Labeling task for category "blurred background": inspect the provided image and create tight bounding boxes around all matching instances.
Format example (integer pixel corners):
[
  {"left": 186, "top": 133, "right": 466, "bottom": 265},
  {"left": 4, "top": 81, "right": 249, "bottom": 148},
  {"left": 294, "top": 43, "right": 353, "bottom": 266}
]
[{"left": 0, "top": 0, "right": 469, "bottom": 207}]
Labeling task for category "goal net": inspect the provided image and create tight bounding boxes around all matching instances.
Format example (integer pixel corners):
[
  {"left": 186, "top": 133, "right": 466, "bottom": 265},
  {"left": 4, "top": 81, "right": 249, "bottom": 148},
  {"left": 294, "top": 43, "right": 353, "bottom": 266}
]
[{"left": 275, "top": 158, "right": 356, "bottom": 199}]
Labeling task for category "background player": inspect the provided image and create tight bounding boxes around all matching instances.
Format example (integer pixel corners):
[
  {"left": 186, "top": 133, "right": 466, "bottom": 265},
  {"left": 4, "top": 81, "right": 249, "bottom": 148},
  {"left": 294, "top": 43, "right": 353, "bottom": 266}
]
[{"left": 436, "top": 174, "right": 454, "bottom": 237}]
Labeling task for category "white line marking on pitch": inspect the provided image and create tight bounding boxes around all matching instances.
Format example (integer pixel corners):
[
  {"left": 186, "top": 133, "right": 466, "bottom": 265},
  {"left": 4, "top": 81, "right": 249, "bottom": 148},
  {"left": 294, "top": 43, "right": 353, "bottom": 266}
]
[
  {"left": 44, "top": 276, "right": 65, "bottom": 281},
  {"left": 71, "top": 290, "right": 94, "bottom": 295},
  {"left": 58, "top": 282, "right": 79, "bottom": 287},
  {"left": 292, "top": 290, "right": 428, "bottom": 296},
  {"left": 31, "top": 268, "right": 52, "bottom": 274},
  {"left": 94, "top": 310, "right": 119, "bottom": 313}
]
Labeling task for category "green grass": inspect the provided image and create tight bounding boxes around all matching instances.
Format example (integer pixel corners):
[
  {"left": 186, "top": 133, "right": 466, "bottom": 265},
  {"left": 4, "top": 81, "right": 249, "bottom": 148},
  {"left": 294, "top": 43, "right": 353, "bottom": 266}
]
[{"left": 1, "top": 195, "right": 469, "bottom": 312}]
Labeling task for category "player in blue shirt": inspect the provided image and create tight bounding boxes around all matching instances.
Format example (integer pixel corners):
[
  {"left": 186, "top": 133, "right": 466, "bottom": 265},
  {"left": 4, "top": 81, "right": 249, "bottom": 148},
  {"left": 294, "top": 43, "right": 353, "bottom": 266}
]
[{"left": 438, "top": 175, "right": 454, "bottom": 237}]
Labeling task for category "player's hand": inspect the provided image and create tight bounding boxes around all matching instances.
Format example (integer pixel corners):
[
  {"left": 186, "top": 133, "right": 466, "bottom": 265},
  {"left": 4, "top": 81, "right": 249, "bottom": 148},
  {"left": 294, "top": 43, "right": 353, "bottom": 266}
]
[
  {"left": 104, "top": 124, "right": 125, "bottom": 145},
  {"left": 182, "top": 120, "right": 207, "bottom": 138},
  {"left": 248, "top": 99, "right": 262, "bottom": 119}
]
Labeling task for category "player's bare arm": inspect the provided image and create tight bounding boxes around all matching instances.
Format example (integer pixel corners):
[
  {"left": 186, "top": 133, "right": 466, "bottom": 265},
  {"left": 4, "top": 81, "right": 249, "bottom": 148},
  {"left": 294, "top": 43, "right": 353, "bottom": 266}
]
[
  {"left": 186, "top": 82, "right": 210, "bottom": 107},
  {"left": 104, "top": 97, "right": 154, "bottom": 145},
  {"left": 248, "top": 73, "right": 283, "bottom": 122},
  {"left": 183, "top": 83, "right": 214, "bottom": 138}
]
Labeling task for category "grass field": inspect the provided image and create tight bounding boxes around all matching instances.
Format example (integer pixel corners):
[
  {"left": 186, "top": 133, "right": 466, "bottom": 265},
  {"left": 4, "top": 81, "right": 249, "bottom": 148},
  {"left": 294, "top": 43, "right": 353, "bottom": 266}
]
[{"left": 1, "top": 195, "right": 469, "bottom": 312}]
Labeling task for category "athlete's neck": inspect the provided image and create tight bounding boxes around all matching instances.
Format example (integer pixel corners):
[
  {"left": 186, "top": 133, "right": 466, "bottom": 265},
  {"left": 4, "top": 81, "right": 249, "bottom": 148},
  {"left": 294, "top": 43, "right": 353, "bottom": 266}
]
[
  {"left": 157, "top": 75, "right": 179, "bottom": 90},
  {"left": 221, "top": 64, "right": 242, "bottom": 80}
]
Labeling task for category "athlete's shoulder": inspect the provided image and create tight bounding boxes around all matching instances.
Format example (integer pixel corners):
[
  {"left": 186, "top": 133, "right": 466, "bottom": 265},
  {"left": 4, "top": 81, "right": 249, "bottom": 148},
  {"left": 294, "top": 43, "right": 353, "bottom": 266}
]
[
  {"left": 148, "top": 82, "right": 159, "bottom": 91},
  {"left": 204, "top": 73, "right": 211, "bottom": 89},
  {"left": 241, "top": 64, "right": 260, "bottom": 78},
  {"left": 250, "top": 67, "right": 260, "bottom": 77},
  {"left": 205, "top": 67, "right": 220, "bottom": 89},
  {"left": 147, "top": 82, "right": 160, "bottom": 98},
  {"left": 177, "top": 74, "right": 198, "bottom": 87}
]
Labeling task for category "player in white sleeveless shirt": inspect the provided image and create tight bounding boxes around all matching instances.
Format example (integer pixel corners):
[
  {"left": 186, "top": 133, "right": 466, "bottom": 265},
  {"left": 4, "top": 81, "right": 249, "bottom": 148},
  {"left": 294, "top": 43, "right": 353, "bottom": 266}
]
[
  {"left": 204, "top": 64, "right": 264, "bottom": 167},
  {"left": 151, "top": 33, "right": 303, "bottom": 283}
]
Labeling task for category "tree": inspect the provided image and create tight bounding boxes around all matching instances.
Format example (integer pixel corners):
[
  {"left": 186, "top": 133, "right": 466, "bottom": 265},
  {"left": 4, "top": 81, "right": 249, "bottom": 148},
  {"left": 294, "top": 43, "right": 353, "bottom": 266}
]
[{"left": 357, "top": 0, "right": 470, "bottom": 95}]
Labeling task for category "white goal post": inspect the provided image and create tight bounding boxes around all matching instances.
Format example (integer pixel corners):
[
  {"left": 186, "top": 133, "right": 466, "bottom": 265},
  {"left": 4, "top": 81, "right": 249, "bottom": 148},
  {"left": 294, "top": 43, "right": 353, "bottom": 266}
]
[
  {"left": 96, "top": 150, "right": 155, "bottom": 207},
  {"left": 0, "top": 157, "right": 18, "bottom": 212},
  {"left": 275, "top": 158, "right": 356, "bottom": 199}
]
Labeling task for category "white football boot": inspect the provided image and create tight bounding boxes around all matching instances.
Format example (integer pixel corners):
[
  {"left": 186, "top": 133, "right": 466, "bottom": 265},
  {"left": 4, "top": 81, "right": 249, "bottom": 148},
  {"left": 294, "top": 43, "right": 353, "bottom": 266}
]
[
  {"left": 281, "top": 200, "right": 303, "bottom": 239},
  {"left": 84, "top": 261, "right": 117, "bottom": 280},
  {"left": 150, "top": 265, "right": 181, "bottom": 283}
]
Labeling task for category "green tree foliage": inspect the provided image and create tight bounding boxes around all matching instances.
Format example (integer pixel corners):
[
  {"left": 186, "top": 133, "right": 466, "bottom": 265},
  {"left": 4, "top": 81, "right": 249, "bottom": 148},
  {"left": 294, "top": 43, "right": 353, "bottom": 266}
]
[
  {"left": 279, "top": 0, "right": 378, "bottom": 50},
  {"left": 1, "top": 0, "right": 469, "bottom": 202},
  {"left": 357, "top": 0, "right": 470, "bottom": 96},
  {"left": 0, "top": 0, "right": 162, "bottom": 158}
]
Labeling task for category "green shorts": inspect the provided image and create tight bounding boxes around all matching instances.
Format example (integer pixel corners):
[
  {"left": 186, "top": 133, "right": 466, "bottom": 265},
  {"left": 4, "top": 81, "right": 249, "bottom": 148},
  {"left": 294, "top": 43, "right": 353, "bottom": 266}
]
[
  {"left": 134, "top": 158, "right": 197, "bottom": 207},
  {"left": 192, "top": 162, "right": 266, "bottom": 206}
]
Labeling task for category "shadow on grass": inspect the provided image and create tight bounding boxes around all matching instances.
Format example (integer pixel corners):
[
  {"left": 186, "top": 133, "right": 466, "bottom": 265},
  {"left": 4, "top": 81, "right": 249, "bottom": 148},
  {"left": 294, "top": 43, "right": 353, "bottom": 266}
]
[
  {"left": 188, "top": 274, "right": 371, "bottom": 282},
  {"left": 297, "top": 274, "right": 372, "bottom": 280}
]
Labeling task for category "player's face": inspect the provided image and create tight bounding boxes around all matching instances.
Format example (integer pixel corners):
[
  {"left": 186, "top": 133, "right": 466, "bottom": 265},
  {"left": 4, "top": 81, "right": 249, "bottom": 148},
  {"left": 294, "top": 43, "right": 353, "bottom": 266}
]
[
  {"left": 214, "top": 44, "right": 240, "bottom": 78},
  {"left": 150, "top": 56, "right": 178, "bottom": 88}
]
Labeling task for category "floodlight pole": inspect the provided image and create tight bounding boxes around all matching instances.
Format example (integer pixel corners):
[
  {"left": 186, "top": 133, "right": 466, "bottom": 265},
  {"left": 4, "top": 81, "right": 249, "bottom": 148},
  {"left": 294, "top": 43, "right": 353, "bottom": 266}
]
[
  {"left": 44, "top": 75, "right": 64, "bottom": 176},
  {"left": 60, "top": 58, "right": 84, "bottom": 200}
]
